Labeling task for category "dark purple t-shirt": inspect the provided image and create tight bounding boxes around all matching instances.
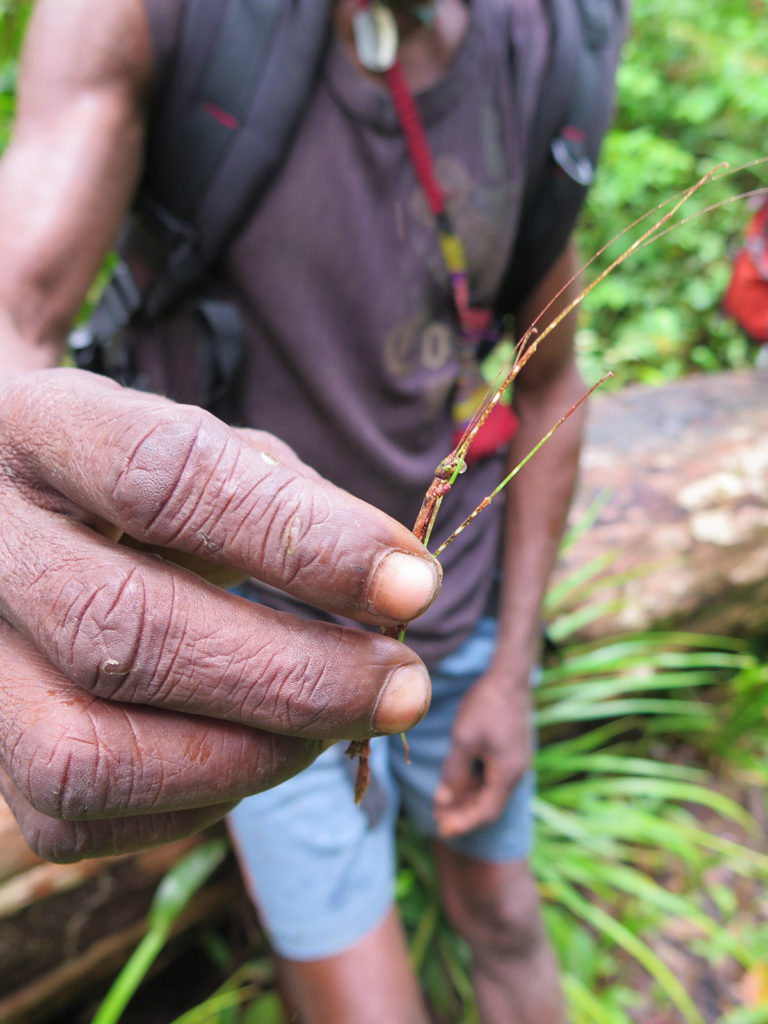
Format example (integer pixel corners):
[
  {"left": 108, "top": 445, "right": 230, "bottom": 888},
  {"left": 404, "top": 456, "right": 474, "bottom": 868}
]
[{"left": 142, "top": 0, "right": 551, "bottom": 667}]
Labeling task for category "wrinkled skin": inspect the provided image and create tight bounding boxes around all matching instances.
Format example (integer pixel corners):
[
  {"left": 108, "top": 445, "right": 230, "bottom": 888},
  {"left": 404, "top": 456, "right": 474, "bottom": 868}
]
[{"left": 0, "top": 370, "right": 440, "bottom": 862}]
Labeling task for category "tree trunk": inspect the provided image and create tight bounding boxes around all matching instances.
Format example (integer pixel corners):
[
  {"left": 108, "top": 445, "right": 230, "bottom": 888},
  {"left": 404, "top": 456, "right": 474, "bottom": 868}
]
[{"left": 554, "top": 367, "right": 768, "bottom": 640}]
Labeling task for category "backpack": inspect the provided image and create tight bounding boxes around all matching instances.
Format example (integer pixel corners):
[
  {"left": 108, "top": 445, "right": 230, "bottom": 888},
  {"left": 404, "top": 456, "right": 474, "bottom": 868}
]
[
  {"left": 69, "top": 0, "right": 626, "bottom": 413},
  {"left": 723, "top": 197, "right": 768, "bottom": 345}
]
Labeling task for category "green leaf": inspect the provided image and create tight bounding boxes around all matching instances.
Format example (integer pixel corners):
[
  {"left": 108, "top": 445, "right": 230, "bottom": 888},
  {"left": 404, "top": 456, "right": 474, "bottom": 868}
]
[
  {"left": 535, "top": 751, "right": 707, "bottom": 783},
  {"left": 563, "top": 973, "right": 633, "bottom": 1024},
  {"left": 92, "top": 839, "right": 229, "bottom": 1024},
  {"left": 149, "top": 839, "right": 228, "bottom": 932},
  {"left": 544, "top": 776, "right": 756, "bottom": 831},
  {"left": 539, "top": 876, "right": 706, "bottom": 1024},
  {"left": 537, "top": 697, "right": 713, "bottom": 728}
]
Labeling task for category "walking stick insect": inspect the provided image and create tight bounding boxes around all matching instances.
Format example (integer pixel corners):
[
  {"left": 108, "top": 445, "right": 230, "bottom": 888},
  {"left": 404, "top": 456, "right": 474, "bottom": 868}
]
[{"left": 347, "top": 160, "right": 768, "bottom": 803}]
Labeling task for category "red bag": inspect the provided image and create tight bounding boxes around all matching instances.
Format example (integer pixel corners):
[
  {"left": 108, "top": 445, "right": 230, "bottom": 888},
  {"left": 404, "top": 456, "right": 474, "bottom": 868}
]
[{"left": 723, "top": 198, "right": 768, "bottom": 343}]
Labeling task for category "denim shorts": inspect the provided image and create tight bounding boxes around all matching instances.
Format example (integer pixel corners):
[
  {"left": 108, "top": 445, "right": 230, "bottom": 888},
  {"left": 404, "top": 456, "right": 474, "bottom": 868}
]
[{"left": 227, "top": 615, "right": 535, "bottom": 960}]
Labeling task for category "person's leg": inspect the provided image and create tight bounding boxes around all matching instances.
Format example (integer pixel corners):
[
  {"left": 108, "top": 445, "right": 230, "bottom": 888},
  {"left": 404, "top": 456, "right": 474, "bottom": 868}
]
[
  {"left": 228, "top": 739, "right": 429, "bottom": 1024},
  {"left": 274, "top": 906, "right": 429, "bottom": 1024},
  {"left": 433, "top": 845, "right": 567, "bottom": 1024},
  {"left": 391, "top": 616, "right": 566, "bottom": 1024}
]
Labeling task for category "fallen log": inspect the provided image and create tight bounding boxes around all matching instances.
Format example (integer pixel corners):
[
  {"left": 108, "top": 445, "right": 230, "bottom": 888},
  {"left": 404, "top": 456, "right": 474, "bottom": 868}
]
[
  {"left": 554, "top": 367, "right": 768, "bottom": 640},
  {"left": 0, "top": 877, "right": 240, "bottom": 1024}
]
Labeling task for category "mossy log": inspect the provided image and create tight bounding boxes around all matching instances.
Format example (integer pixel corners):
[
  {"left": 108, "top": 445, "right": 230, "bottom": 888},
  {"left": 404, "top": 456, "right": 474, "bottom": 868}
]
[{"left": 554, "top": 367, "right": 768, "bottom": 640}]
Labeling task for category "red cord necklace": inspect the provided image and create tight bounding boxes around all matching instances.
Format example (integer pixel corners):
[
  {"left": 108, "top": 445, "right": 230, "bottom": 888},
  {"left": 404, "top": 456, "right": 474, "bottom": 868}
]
[{"left": 351, "top": 0, "right": 518, "bottom": 460}]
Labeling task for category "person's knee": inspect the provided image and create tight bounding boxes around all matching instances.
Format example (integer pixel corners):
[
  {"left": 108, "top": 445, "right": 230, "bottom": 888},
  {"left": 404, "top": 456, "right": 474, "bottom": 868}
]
[{"left": 441, "top": 861, "right": 545, "bottom": 961}]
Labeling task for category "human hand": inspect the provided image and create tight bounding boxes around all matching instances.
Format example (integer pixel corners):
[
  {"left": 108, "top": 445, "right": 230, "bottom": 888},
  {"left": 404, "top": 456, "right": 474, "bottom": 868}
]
[
  {"left": 434, "top": 668, "right": 532, "bottom": 837},
  {"left": 0, "top": 369, "right": 440, "bottom": 862}
]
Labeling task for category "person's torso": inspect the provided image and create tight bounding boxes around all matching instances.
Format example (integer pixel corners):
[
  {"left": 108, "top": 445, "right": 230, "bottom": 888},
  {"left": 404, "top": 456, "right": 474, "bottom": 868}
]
[{"left": 139, "top": 0, "right": 551, "bottom": 666}]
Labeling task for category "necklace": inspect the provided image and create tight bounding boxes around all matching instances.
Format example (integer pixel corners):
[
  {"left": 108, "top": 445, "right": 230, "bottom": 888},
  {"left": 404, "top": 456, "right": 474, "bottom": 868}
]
[
  {"left": 351, "top": 0, "right": 519, "bottom": 462},
  {"left": 351, "top": 2, "right": 399, "bottom": 72},
  {"left": 351, "top": 0, "right": 448, "bottom": 71}
]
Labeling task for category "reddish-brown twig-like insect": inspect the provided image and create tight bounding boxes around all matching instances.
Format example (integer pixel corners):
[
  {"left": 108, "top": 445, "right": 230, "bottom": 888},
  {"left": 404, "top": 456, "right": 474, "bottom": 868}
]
[{"left": 347, "top": 162, "right": 766, "bottom": 802}]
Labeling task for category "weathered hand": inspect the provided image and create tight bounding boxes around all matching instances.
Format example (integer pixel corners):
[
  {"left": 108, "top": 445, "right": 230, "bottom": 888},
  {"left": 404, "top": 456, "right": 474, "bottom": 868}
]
[
  {"left": 434, "top": 670, "right": 532, "bottom": 838},
  {"left": 0, "top": 369, "right": 440, "bottom": 861}
]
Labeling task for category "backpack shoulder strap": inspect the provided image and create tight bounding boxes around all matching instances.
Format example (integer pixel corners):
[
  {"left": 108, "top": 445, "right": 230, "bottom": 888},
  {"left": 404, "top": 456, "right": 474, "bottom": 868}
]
[
  {"left": 73, "top": 0, "right": 331, "bottom": 357},
  {"left": 494, "top": 0, "right": 628, "bottom": 317},
  {"left": 144, "top": 0, "right": 333, "bottom": 264}
]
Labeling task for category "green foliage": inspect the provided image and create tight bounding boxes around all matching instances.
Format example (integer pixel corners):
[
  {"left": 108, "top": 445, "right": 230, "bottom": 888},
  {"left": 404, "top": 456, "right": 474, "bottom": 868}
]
[
  {"left": 168, "top": 961, "right": 282, "bottom": 1024},
  {"left": 92, "top": 839, "right": 229, "bottom": 1024},
  {"left": 0, "top": 0, "right": 30, "bottom": 147},
  {"left": 397, "top": 618, "right": 768, "bottom": 1023},
  {"left": 533, "top": 637, "right": 768, "bottom": 1024},
  {"left": 577, "top": 0, "right": 768, "bottom": 388}
]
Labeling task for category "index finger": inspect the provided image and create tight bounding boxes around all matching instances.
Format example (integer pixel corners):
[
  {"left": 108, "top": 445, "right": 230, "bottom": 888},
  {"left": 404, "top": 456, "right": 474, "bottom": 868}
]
[{"left": 2, "top": 370, "right": 441, "bottom": 625}]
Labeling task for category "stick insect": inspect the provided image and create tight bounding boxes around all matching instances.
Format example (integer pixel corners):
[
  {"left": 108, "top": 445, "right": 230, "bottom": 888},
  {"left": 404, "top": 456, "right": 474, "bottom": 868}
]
[{"left": 347, "top": 160, "right": 768, "bottom": 803}]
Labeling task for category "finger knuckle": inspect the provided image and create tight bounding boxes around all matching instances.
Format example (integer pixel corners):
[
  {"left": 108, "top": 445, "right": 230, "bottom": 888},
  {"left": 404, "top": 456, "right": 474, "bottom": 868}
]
[
  {"left": 17, "top": 708, "right": 116, "bottom": 821},
  {"left": 107, "top": 406, "right": 230, "bottom": 544},
  {"left": 234, "top": 623, "right": 366, "bottom": 735},
  {"left": 250, "top": 475, "right": 334, "bottom": 587},
  {"left": 18, "top": 816, "right": 99, "bottom": 864},
  {"left": 48, "top": 565, "right": 183, "bottom": 705}
]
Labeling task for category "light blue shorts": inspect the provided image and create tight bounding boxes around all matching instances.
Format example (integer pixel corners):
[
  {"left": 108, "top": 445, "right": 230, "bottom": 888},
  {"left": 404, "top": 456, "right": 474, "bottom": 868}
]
[{"left": 227, "top": 616, "right": 535, "bottom": 960}]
